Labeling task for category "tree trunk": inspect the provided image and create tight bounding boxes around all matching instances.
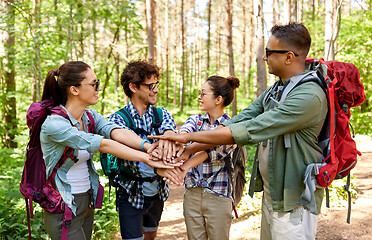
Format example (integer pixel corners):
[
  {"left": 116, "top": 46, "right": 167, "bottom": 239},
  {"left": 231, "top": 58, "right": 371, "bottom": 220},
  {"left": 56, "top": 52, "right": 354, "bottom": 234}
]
[
  {"left": 283, "top": 0, "right": 291, "bottom": 23},
  {"left": 33, "top": 0, "right": 42, "bottom": 102},
  {"left": 256, "top": 0, "right": 267, "bottom": 98},
  {"left": 173, "top": 0, "right": 178, "bottom": 109},
  {"left": 146, "top": 0, "right": 156, "bottom": 64},
  {"left": 246, "top": 0, "right": 255, "bottom": 98},
  {"left": 225, "top": 0, "right": 237, "bottom": 116},
  {"left": 298, "top": 0, "right": 304, "bottom": 22},
  {"left": 292, "top": 0, "right": 297, "bottom": 22},
  {"left": 217, "top": 6, "right": 222, "bottom": 72},
  {"left": 325, "top": 0, "right": 335, "bottom": 60},
  {"left": 206, "top": 0, "right": 212, "bottom": 76},
  {"left": 4, "top": 0, "right": 17, "bottom": 148},
  {"left": 273, "top": 0, "right": 280, "bottom": 25},
  {"left": 179, "top": 0, "right": 186, "bottom": 112},
  {"left": 165, "top": 0, "right": 170, "bottom": 104},
  {"left": 77, "top": 0, "right": 85, "bottom": 58},
  {"left": 242, "top": 0, "right": 247, "bottom": 95}
]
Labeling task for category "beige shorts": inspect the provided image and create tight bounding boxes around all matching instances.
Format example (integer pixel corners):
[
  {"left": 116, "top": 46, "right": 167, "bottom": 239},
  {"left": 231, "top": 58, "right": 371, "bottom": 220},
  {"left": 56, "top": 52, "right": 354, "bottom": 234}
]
[{"left": 183, "top": 187, "right": 233, "bottom": 240}]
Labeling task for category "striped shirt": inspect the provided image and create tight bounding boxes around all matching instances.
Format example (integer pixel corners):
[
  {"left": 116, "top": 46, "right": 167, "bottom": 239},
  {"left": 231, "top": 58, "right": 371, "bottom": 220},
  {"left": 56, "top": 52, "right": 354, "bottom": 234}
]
[
  {"left": 108, "top": 101, "right": 176, "bottom": 209},
  {"left": 179, "top": 112, "right": 236, "bottom": 198}
]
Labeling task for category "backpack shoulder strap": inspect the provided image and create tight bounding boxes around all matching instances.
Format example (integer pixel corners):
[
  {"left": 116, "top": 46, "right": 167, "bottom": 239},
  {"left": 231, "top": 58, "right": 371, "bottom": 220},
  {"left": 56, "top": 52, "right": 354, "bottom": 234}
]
[
  {"left": 85, "top": 110, "right": 95, "bottom": 133},
  {"left": 116, "top": 107, "right": 136, "bottom": 131},
  {"left": 152, "top": 107, "right": 163, "bottom": 135}
]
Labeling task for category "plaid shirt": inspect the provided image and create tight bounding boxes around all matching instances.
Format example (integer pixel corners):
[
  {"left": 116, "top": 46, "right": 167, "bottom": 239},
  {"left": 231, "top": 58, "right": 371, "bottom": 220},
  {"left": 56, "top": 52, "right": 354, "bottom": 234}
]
[
  {"left": 108, "top": 101, "right": 176, "bottom": 209},
  {"left": 178, "top": 112, "right": 237, "bottom": 198}
]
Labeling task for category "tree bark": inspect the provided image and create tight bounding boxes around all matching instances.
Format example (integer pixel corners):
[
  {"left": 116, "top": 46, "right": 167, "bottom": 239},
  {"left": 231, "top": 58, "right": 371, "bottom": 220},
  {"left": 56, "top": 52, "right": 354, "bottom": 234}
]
[
  {"left": 180, "top": 0, "right": 186, "bottom": 112},
  {"left": 325, "top": 0, "right": 335, "bottom": 60},
  {"left": 283, "top": 0, "right": 291, "bottom": 23},
  {"left": 273, "top": 0, "right": 280, "bottom": 25},
  {"left": 206, "top": 0, "right": 212, "bottom": 76},
  {"left": 225, "top": 0, "right": 237, "bottom": 116},
  {"left": 256, "top": 0, "right": 267, "bottom": 98},
  {"left": 165, "top": 0, "right": 170, "bottom": 104},
  {"left": 4, "top": 0, "right": 17, "bottom": 148},
  {"left": 146, "top": 0, "right": 156, "bottom": 64},
  {"left": 173, "top": 0, "right": 178, "bottom": 109},
  {"left": 292, "top": 0, "right": 298, "bottom": 22},
  {"left": 242, "top": 0, "right": 247, "bottom": 95},
  {"left": 246, "top": 0, "right": 255, "bottom": 97}
]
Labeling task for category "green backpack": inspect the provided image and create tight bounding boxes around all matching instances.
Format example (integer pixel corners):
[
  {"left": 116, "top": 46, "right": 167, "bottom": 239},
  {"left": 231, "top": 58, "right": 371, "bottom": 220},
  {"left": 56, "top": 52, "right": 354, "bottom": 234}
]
[{"left": 100, "top": 107, "right": 163, "bottom": 192}]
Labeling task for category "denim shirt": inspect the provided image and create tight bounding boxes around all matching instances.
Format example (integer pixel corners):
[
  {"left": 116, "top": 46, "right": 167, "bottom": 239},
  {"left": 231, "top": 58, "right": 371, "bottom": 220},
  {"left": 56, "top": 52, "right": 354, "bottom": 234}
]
[{"left": 40, "top": 105, "right": 119, "bottom": 215}]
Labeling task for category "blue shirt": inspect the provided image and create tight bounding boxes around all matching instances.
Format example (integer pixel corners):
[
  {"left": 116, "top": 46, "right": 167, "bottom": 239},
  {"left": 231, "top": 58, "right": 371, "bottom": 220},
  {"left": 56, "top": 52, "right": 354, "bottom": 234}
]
[
  {"left": 178, "top": 112, "right": 236, "bottom": 198},
  {"left": 108, "top": 101, "right": 176, "bottom": 209},
  {"left": 40, "top": 106, "right": 119, "bottom": 215}
]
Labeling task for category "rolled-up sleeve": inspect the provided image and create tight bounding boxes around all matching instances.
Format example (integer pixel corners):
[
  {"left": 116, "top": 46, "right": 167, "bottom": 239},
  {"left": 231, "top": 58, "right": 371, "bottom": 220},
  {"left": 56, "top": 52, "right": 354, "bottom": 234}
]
[
  {"left": 42, "top": 115, "right": 104, "bottom": 153},
  {"left": 178, "top": 115, "right": 198, "bottom": 133},
  {"left": 229, "top": 123, "right": 252, "bottom": 147},
  {"left": 159, "top": 107, "right": 176, "bottom": 133}
]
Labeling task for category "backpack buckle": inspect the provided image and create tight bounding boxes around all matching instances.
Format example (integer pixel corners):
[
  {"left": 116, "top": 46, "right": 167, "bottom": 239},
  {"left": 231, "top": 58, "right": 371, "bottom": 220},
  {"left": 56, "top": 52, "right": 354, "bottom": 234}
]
[{"left": 63, "top": 220, "right": 71, "bottom": 228}]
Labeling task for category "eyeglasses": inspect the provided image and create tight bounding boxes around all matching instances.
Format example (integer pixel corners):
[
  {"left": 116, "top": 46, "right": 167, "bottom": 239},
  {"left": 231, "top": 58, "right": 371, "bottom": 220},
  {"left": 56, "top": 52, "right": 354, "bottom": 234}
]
[
  {"left": 138, "top": 81, "right": 160, "bottom": 91},
  {"left": 76, "top": 79, "right": 100, "bottom": 91},
  {"left": 265, "top": 48, "right": 299, "bottom": 58},
  {"left": 198, "top": 90, "right": 214, "bottom": 98}
]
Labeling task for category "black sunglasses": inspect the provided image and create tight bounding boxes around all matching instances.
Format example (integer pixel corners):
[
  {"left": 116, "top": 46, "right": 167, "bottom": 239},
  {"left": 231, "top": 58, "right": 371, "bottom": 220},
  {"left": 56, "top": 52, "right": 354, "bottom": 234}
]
[
  {"left": 138, "top": 81, "right": 160, "bottom": 91},
  {"left": 76, "top": 79, "right": 100, "bottom": 91},
  {"left": 265, "top": 48, "right": 299, "bottom": 58}
]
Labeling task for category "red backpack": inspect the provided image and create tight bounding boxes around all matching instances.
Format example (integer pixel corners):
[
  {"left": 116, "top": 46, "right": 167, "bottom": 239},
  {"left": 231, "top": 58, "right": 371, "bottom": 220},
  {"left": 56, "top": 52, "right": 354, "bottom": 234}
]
[
  {"left": 19, "top": 98, "right": 97, "bottom": 240},
  {"left": 278, "top": 58, "right": 365, "bottom": 223},
  {"left": 304, "top": 58, "right": 365, "bottom": 187}
]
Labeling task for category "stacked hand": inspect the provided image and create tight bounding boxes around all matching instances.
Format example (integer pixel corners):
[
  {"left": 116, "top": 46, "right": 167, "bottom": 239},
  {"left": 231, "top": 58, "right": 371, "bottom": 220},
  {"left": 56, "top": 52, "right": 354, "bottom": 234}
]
[{"left": 146, "top": 131, "right": 192, "bottom": 185}]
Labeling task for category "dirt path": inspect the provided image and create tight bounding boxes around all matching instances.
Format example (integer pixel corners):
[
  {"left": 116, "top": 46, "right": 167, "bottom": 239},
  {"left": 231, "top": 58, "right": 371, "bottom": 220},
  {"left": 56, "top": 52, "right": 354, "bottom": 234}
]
[{"left": 157, "top": 138, "right": 372, "bottom": 240}]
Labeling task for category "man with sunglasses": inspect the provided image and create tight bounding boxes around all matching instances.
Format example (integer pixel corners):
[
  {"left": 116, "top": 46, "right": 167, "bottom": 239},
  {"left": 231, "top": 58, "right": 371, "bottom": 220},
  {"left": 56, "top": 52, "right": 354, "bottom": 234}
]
[
  {"left": 108, "top": 60, "right": 178, "bottom": 240},
  {"left": 150, "top": 22, "right": 327, "bottom": 240}
]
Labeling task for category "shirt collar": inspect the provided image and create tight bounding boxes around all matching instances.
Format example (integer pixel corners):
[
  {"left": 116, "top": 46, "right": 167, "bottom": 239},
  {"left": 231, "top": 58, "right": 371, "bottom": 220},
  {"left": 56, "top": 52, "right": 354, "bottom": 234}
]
[
  {"left": 60, "top": 105, "right": 91, "bottom": 126},
  {"left": 198, "top": 112, "right": 230, "bottom": 125},
  {"left": 127, "top": 101, "right": 154, "bottom": 118}
]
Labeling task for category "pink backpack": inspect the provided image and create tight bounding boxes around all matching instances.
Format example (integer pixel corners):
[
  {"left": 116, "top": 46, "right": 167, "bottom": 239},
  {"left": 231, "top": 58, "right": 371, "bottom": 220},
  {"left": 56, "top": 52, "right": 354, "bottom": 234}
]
[{"left": 19, "top": 98, "right": 100, "bottom": 239}]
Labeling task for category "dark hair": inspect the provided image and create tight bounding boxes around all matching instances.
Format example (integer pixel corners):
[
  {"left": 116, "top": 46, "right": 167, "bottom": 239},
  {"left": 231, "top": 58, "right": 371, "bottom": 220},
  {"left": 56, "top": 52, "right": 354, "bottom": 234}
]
[
  {"left": 120, "top": 60, "right": 160, "bottom": 98},
  {"left": 41, "top": 61, "right": 91, "bottom": 105},
  {"left": 206, "top": 75, "right": 240, "bottom": 107},
  {"left": 271, "top": 22, "right": 311, "bottom": 57}
]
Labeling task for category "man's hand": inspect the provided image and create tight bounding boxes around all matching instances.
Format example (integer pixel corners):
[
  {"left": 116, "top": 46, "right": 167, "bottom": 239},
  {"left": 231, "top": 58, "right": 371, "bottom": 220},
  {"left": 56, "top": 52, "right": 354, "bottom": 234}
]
[{"left": 148, "top": 132, "right": 190, "bottom": 144}]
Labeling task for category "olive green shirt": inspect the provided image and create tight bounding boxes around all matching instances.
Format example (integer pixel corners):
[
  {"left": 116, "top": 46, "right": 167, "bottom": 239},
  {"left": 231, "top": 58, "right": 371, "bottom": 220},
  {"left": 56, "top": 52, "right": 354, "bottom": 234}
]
[{"left": 223, "top": 73, "right": 327, "bottom": 214}]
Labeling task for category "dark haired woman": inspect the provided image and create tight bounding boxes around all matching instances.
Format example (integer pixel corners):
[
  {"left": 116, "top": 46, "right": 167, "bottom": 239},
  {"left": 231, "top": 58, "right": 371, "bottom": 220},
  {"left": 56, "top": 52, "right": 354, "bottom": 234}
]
[
  {"left": 157, "top": 75, "right": 240, "bottom": 240},
  {"left": 39, "top": 61, "right": 174, "bottom": 240}
]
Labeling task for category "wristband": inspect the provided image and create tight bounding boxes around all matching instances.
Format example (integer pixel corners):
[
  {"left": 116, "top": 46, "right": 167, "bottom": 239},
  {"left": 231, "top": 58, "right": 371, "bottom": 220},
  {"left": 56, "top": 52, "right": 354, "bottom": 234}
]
[
  {"left": 154, "top": 167, "right": 158, "bottom": 174},
  {"left": 140, "top": 139, "right": 151, "bottom": 152}
]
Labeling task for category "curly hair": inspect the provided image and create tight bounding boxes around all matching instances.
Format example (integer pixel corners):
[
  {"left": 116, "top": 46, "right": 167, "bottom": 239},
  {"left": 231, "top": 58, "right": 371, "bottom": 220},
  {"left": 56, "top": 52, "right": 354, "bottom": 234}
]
[{"left": 120, "top": 60, "right": 160, "bottom": 98}]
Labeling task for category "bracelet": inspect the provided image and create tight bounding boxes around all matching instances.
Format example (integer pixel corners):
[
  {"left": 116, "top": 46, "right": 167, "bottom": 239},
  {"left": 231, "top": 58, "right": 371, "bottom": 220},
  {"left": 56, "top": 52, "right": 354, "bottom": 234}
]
[
  {"left": 153, "top": 167, "right": 158, "bottom": 174},
  {"left": 140, "top": 139, "right": 151, "bottom": 152}
]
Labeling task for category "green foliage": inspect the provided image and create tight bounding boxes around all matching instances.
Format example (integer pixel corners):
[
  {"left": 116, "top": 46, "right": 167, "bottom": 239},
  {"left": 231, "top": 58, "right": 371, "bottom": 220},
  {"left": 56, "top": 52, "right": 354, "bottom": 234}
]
[
  {"left": 326, "top": 175, "right": 357, "bottom": 206},
  {"left": 0, "top": 148, "right": 49, "bottom": 240},
  {"left": 92, "top": 186, "right": 120, "bottom": 239}
]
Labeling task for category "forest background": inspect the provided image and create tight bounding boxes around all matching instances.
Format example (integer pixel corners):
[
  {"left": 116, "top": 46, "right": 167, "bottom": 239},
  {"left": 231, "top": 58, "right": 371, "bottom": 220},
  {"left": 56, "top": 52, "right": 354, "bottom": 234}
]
[{"left": 0, "top": 0, "right": 371, "bottom": 239}]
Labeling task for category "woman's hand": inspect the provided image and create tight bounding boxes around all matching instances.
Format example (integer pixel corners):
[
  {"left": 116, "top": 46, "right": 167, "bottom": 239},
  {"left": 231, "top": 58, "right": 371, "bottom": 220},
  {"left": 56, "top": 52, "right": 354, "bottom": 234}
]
[{"left": 156, "top": 167, "right": 186, "bottom": 186}]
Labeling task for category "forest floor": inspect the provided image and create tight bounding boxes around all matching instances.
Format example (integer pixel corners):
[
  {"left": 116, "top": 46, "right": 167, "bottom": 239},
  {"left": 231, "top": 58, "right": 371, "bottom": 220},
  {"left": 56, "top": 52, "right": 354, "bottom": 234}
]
[{"left": 156, "top": 135, "right": 372, "bottom": 240}]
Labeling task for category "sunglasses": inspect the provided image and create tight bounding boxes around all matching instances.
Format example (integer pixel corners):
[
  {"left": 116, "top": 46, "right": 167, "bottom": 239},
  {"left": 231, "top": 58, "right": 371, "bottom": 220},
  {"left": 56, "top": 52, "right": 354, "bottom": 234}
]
[
  {"left": 76, "top": 79, "right": 100, "bottom": 91},
  {"left": 139, "top": 81, "right": 160, "bottom": 91},
  {"left": 265, "top": 48, "right": 299, "bottom": 58},
  {"left": 198, "top": 90, "right": 214, "bottom": 98}
]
